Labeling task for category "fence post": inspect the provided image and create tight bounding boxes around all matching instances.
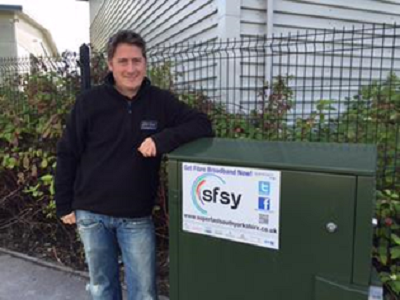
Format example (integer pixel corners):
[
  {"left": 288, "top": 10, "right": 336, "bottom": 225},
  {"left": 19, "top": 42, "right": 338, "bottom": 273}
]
[{"left": 79, "top": 44, "right": 91, "bottom": 91}]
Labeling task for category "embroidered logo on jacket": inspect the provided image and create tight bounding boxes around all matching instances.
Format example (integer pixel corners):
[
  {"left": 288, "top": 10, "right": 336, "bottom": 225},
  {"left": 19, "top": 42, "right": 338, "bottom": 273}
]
[{"left": 141, "top": 120, "right": 158, "bottom": 130}]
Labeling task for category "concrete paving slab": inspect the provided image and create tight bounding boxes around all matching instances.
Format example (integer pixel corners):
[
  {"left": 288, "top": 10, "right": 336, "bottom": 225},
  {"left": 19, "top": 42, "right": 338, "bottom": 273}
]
[
  {"left": 0, "top": 249, "right": 169, "bottom": 300},
  {"left": 0, "top": 253, "right": 90, "bottom": 300}
]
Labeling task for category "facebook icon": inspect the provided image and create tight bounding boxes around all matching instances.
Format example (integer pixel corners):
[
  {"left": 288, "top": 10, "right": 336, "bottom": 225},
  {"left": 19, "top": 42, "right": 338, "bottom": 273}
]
[
  {"left": 259, "top": 181, "right": 270, "bottom": 196},
  {"left": 258, "top": 197, "right": 271, "bottom": 211}
]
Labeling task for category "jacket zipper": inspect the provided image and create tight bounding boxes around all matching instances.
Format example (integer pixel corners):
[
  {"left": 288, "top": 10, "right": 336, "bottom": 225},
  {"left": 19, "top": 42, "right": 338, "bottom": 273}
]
[{"left": 127, "top": 101, "right": 132, "bottom": 114}]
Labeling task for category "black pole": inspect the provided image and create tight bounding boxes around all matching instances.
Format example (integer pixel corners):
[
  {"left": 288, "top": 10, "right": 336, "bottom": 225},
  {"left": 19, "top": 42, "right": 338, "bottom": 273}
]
[{"left": 79, "top": 44, "right": 91, "bottom": 91}]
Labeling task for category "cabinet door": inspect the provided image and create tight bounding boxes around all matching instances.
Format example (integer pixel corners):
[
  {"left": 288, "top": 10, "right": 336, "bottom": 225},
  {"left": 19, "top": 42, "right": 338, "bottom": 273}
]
[
  {"left": 278, "top": 171, "right": 356, "bottom": 298},
  {"left": 176, "top": 170, "right": 356, "bottom": 300}
]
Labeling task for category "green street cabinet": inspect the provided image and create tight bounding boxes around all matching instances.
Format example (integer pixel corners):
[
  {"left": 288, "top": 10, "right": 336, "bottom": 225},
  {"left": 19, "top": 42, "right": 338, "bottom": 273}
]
[{"left": 167, "top": 138, "right": 381, "bottom": 300}]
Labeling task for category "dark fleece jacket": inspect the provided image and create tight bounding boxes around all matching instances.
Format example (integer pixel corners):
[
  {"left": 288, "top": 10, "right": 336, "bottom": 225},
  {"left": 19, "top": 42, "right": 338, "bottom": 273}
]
[{"left": 55, "top": 74, "right": 213, "bottom": 218}]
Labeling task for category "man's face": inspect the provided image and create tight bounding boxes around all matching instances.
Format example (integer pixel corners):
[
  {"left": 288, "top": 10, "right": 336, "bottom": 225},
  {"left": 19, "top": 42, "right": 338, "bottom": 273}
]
[{"left": 107, "top": 43, "right": 146, "bottom": 96}]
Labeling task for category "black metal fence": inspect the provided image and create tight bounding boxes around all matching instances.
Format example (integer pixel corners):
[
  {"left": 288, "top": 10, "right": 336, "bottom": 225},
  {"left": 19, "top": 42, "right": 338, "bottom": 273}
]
[
  {"left": 0, "top": 52, "right": 82, "bottom": 115},
  {"left": 1, "top": 24, "right": 399, "bottom": 188}
]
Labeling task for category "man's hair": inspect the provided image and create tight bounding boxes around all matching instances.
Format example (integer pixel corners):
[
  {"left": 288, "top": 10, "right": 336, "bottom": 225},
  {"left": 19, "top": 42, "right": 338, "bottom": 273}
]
[{"left": 107, "top": 30, "right": 147, "bottom": 60}]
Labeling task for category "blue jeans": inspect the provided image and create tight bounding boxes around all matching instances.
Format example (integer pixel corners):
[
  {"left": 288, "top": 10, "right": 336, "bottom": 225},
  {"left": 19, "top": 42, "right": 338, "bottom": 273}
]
[{"left": 76, "top": 210, "right": 157, "bottom": 300}]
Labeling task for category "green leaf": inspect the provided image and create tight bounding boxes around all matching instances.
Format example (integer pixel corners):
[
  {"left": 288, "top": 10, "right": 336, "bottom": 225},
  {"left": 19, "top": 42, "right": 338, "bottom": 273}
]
[
  {"left": 8, "top": 157, "right": 17, "bottom": 169},
  {"left": 389, "top": 280, "right": 400, "bottom": 293},
  {"left": 390, "top": 246, "right": 400, "bottom": 259},
  {"left": 380, "top": 272, "right": 391, "bottom": 283},
  {"left": 49, "top": 181, "right": 55, "bottom": 196},
  {"left": 391, "top": 193, "right": 399, "bottom": 200},
  {"left": 391, "top": 234, "right": 400, "bottom": 246},
  {"left": 41, "top": 159, "right": 48, "bottom": 169},
  {"left": 23, "top": 156, "right": 30, "bottom": 169},
  {"left": 40, "top": 174, "right": 53, "bottom": 183},
  {"left": 379, "top": 246, "right": 388, "bottom": 265}
]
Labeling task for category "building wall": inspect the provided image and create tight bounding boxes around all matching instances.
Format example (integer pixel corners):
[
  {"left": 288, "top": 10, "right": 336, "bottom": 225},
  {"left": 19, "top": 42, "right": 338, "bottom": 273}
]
[
  {"left": 240, "top": 0, "right": 400, "bottom": 37},
  {"left": 0, "top": 12, "right": 17, "bottom": 58},
  {"left": 90, "top": 0, "right": 220, "bottom": 50},
  {"left": 89, "top": 0, "right": 400, "bottom": 47},
  {"left": 15, "top": 15, "right": 54, "bottom": 57},
  {"left": 238, "top": 0, "right": 400, "bottom": 110},
  {"left": 87, "top": 0, "right": 400, "bottom": 111},
  {"left": 89, "top": 0, "right": 105, "bottom": 25},
  {"left": 273, "top": 0, "right": 400, "bottom": 35}
]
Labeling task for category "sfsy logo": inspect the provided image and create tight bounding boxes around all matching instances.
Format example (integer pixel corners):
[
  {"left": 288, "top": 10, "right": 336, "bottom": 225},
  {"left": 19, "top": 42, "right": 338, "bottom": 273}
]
[
  {"left": 191, "top": 173, "right": 242, "bottom": 215},
  {"left": 258, "top": 181, "right": 271, "bottom": 211}
]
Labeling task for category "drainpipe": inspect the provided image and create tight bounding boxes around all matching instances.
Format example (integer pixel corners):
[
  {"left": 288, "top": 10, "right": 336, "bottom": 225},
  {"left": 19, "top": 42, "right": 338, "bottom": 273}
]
[
  {"left": 266, "top": 0, "right": 274, "bottom": 90},
  {"left": 267, "top": 0, "right": 274, "bottom": 38}
]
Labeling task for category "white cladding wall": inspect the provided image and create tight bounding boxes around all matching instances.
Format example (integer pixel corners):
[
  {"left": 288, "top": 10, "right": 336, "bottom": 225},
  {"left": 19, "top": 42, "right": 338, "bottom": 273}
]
[
  {"left": 0, "top": 12, "right": 17, "bottom": 58},
  {"left": 88, "top": 0, "right": 400, "bottom": 111},
  {"left": 90, "top": 0, "right": 219, "bottom": 51},
  {"left": 239, "top": 0, "right": 400, "bottom": 110},
  {"left": 240, "top": 0, "right": 400, "bottom": 37},
  {"left": 15, "top": 16, "right": 53, "bottom": 57},
  {"left": 89, "top": 0, "right": 400, "bottom": 48}
]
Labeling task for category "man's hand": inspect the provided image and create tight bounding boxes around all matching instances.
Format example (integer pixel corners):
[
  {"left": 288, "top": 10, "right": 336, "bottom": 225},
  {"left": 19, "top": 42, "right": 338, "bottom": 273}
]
[
  {"left": 138, "top": 138, "right": 157, "bottom": 157},
  {"left": 61, "top": 212, "right": 76, "bottom": 225}
]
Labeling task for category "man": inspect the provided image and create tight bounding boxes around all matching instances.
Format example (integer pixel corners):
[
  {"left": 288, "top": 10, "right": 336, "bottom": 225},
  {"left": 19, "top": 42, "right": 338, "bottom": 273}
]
[{"left": 55, "top": 30, "right": 213, "bottom": 300}]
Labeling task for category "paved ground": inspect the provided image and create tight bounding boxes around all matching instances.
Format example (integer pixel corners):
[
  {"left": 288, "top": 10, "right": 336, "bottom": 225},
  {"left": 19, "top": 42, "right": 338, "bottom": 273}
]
[{"left": 0, "top": 248, "right": 168, "bottom": 300}]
